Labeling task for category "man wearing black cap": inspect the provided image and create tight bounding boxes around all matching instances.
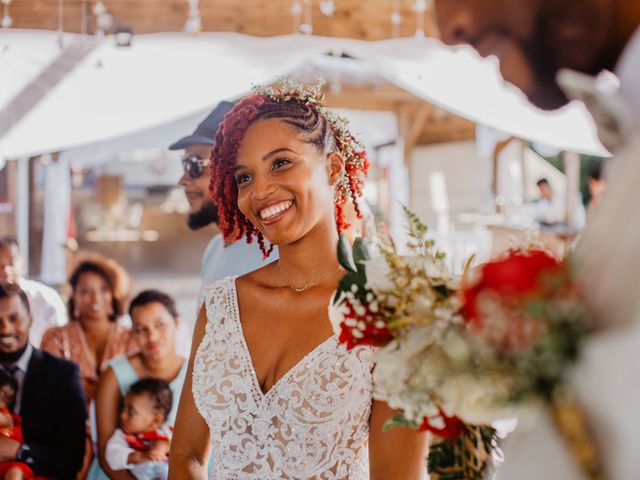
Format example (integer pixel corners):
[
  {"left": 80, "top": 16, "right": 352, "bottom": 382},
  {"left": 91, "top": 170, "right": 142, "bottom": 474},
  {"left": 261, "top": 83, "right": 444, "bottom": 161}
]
[{"left": 169, "top": 101, "right": 275, "bottom": 306}]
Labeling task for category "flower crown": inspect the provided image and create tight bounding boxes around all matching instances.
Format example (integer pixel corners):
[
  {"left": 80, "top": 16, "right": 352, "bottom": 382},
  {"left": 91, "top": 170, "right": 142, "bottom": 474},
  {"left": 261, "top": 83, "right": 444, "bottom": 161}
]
[{"left": 252, "top": 78, "right": 369, "bottom": 207}]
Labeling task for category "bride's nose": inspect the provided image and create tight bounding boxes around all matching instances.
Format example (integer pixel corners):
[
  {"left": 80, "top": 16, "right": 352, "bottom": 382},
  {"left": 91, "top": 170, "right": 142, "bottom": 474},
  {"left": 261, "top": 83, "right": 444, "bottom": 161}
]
[{"left": 251, "top": 174, "right": 277, "bottom": 201}]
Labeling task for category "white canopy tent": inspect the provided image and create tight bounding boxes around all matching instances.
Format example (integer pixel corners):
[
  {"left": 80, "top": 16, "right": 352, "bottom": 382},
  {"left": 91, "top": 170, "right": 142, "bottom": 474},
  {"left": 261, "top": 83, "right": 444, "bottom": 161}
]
[
  {"left": 1, "top": 30, "right": 608, "bottom": 161},
  {"left": 0, "top": 30, "right": 609, "bottom": 280}
]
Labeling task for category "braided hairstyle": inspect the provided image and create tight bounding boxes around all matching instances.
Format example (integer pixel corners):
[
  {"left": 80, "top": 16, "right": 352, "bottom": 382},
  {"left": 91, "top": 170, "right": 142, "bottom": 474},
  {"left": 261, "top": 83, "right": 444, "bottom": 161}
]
[{"left": 209, "top": 93, "right": 368, "bottom": 258}]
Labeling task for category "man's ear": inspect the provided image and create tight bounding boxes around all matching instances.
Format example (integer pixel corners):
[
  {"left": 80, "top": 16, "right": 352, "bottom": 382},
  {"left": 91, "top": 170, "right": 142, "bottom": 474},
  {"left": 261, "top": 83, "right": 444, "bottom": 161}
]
[{"left": 327, "top": 152, "right": 345, "bottom": 186}]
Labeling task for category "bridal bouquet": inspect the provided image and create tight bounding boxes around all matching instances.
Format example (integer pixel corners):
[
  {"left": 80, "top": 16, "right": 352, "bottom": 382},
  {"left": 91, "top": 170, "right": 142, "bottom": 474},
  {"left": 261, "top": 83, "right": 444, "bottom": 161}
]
[{"left": 330, "top": 209, "right": 598, "bottom": 480}]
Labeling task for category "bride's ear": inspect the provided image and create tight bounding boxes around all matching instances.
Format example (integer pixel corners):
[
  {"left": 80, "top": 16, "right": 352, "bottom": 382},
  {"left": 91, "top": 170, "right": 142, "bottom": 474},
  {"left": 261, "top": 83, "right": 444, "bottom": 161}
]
[{"left": 327, "top": 152, "right": 345, "bottom": 186}]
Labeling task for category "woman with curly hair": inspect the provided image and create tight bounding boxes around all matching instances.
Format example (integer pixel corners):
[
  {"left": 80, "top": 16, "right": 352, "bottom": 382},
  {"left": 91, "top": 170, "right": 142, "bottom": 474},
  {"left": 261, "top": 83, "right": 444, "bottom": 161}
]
[
  {"left": 170, "top": 81, "right": 427, "bottom": 479},
  {"left": 41, "top": 255, "right": 137, "bottom": 404}
]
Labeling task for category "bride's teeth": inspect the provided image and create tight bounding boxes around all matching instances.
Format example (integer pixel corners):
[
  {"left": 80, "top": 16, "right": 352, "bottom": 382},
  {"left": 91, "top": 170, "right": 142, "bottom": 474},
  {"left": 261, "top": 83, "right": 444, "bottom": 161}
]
[{"left": 260, "top": 201, "right": 291, "bottom": 220}]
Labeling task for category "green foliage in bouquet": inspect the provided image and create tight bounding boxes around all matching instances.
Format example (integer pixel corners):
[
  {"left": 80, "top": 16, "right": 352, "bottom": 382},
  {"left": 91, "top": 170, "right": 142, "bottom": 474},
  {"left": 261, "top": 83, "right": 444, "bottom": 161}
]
[{"left": 334, "top": 235, "right": 374, "bottom": 305}]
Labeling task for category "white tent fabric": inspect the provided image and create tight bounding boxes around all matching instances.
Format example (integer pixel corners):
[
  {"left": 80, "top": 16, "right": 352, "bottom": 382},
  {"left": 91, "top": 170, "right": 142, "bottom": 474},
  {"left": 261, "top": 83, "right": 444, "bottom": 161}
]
[
  {"left": 0, "top": 30, "right": 80, "bottom": 112},
  {"left": 0, "top": 31, "right": 608, "bottom": 161},
  {"left": 40, "top": 155, "right": 70, "bottom": 285}
]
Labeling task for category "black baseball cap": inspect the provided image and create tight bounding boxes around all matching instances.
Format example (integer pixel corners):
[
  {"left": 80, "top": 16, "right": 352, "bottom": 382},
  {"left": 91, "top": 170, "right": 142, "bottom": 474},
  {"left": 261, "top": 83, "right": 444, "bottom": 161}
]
[{"left": 169, "top": 100, "right": 235, "bottom": 150}]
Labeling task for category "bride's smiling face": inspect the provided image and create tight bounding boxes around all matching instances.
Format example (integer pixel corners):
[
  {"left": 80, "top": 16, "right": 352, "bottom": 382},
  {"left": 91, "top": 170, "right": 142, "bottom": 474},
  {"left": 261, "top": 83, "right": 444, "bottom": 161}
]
[{"left": 234, "top": 118, "right": 344, "bottom": 246}]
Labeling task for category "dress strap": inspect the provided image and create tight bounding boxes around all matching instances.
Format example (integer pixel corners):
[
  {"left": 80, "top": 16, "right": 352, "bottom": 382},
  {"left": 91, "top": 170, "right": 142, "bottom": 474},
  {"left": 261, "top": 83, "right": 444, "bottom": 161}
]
[{"left": 108, "top": 355, "right": 140, "bottom": 395}]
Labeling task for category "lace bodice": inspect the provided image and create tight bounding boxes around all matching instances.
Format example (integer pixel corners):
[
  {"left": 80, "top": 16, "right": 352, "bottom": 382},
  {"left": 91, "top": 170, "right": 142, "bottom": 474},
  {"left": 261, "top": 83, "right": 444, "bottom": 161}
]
[{"left": 193, "top": 277, "right": 375, "bottom": 479}]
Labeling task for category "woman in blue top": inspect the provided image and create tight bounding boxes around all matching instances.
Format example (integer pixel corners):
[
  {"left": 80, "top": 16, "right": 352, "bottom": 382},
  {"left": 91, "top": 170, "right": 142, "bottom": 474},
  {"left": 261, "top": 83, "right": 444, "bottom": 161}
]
[{"left": 89, "top": 290, "right": 187, "bottom": 480}]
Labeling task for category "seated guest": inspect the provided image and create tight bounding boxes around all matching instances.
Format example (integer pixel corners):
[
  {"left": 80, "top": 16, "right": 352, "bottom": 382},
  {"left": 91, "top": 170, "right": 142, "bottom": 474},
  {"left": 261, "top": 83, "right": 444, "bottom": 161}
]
[
  {"left": 105, "top": 378, "right": 173, "bottom": 480},
  {"left": 41, "top": 255, "right": 137, "bottom": 404},
  {"left": 42, "top": 256, "right": 137, "bottom": 478},
  {"left": 0, "top": 282, "right": 86, "bottom": 479},
  {"left": 90, "top": 290, "right": 186, "bottom": 480},
  {"left": 0, "top": 238, "right": 67, "bottom": 347}
]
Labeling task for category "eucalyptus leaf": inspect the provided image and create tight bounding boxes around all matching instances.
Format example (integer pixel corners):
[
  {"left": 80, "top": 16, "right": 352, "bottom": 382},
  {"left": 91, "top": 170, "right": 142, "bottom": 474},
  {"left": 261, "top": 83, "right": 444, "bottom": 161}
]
[
  {"left": 382, "top": 412, "right": 419, "bottom": 432},
  {"left": 352, "top": 237, "right": 373, "bottom": 264},
  {"left": 337, "top": 235, "right": 357, "bottom": 272}
]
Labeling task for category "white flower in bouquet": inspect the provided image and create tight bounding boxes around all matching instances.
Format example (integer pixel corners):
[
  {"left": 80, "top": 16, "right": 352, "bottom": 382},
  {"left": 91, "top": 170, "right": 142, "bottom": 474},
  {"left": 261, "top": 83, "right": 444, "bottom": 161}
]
[
  {"left": 362, "top": 256, "right": 394, "bottom": 292},
  {"left": 374, "top": 324, "right": 520, "bottom": 428},
  {"left": 373, "top": 324, "right": 448, "bottom": 423}
]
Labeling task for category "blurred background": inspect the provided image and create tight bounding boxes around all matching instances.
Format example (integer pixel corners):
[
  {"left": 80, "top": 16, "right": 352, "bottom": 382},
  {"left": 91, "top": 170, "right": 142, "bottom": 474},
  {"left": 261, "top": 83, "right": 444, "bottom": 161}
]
[{"left": 0, "top": 0, "right": 609, "bottom": 321}]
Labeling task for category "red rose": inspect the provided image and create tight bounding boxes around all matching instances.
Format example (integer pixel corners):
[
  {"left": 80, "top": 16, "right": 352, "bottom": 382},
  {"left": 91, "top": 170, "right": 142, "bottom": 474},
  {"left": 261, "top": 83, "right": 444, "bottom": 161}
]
[{"left": 462, "top": 250, "right": 561, "bottom": 323}]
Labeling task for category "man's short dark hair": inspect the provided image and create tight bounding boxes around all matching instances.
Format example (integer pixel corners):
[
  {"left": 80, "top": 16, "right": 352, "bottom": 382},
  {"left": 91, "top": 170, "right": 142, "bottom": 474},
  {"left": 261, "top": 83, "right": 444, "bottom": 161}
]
[
  {"left": 0, "top": 237, "right": 19, "bottom": 252},
  {"left": 589, "top": 163, "right": 604, "bottom": 181},
  {"left": 536, "top": 178, "right": 550, "bottom": 187},
  {"left": 127, "top": 378, "right": 173, "bottom": 421},
  {"left": 0, "top": 283, "right": 30, "bottom": 315},
  {"left": 129, "top": 289, "right": 179, "bottom": 318}
]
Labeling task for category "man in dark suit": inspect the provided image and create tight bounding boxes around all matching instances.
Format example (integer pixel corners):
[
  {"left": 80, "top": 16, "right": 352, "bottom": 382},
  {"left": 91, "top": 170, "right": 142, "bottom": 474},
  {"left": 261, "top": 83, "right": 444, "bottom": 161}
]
[{"left": 0, "top": 282, "right": 86, "bottom": 479}]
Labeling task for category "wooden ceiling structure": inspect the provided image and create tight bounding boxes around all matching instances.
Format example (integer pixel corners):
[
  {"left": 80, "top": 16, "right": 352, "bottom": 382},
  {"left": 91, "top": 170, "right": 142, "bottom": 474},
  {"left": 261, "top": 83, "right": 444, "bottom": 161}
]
[{"left": 10, "top": 0, "right": 476, "bottom": 153}]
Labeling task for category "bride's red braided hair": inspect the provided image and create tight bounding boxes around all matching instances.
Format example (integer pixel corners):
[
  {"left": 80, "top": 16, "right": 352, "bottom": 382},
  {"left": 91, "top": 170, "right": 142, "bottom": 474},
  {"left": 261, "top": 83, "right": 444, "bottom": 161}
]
[{"left": 209, "top": 94, "right": 368, "bottom": 258}]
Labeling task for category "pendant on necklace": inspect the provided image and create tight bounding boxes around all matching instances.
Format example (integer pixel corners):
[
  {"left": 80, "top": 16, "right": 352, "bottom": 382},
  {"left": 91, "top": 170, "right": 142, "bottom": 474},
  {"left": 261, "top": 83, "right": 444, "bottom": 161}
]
[{"left": 294, "top": 284, "right": 309, "bottom": 292}]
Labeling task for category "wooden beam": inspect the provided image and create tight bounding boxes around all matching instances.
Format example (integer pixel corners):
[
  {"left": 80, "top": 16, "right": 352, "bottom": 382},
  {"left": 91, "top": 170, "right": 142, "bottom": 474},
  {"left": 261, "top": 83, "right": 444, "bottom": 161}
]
[{"left": 12, "top": 0, "right": 436, "bottom": 39}]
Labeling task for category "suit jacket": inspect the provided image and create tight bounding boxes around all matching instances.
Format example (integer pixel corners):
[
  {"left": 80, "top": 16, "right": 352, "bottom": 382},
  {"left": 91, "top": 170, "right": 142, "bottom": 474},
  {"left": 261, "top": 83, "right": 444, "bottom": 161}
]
[{"left": 20, "top": 348, "right": 87, "bottom": 480}]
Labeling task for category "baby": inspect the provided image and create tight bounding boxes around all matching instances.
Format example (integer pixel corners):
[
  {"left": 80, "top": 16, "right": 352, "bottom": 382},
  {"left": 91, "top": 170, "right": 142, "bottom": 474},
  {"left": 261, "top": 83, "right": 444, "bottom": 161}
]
[
  {"left": 106, "top": 378, "right": 173, "bottom": 480},
  {"left": 0, "top": 370, "right": 33, "bottom": 480}
]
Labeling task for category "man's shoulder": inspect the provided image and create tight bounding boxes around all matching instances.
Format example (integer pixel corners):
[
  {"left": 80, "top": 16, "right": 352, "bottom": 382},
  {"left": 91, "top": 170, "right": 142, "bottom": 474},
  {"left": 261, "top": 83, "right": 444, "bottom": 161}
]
[
  {"left": 30, "top": 348, "right": 79, "bottom": 378},
  {"left": 20, "top": 278, "right": 57, "bottom": 297}
]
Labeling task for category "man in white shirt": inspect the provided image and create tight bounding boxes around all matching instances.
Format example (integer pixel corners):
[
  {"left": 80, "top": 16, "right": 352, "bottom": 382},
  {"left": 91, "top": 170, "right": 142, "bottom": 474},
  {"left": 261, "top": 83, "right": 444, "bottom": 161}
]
[
  {"left": 0, "top": 237, "right": 67, "bottom": 347},
  {"left": 534, "top": 178, "right": 586, "bottom": 229},
  {"left": 169, "top": 102, "right": 275, "bottom": 354},
  {"left": 433, "top": 2, "right": 640, "bottom": 479}
]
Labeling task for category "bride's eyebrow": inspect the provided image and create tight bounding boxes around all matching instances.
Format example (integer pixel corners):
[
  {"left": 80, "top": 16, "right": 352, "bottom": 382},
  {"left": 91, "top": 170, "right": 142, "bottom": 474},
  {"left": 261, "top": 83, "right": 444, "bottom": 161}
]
[
  {"left": 234, "top": 147, "right": 298, "bottom": 171},
  {"left": 262, "top": 147, "right": 297, "bottom": 161}
]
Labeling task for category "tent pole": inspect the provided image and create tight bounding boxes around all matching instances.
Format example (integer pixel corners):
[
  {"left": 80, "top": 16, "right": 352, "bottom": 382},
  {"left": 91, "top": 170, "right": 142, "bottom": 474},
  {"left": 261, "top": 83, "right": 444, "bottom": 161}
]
[
  {"left": 15, "top": 158, "right": 29, "bottom": 275},
  {"left": 564, "top": 151, "right": 581, "bottom": 227}
]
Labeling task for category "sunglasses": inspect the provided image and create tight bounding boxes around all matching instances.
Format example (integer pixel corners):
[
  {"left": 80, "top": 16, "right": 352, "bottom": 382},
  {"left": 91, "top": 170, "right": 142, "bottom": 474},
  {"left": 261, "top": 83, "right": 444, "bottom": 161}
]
[{"left": 181, "top": 155, "right": 211, "bottom": 179}]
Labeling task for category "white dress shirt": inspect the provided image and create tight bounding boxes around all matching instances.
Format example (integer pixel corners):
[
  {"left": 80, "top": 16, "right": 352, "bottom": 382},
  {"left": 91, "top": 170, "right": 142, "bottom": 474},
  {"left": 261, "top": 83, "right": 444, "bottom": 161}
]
[{"left": 20, "top": 278, "right": 68, "bottom": 348}]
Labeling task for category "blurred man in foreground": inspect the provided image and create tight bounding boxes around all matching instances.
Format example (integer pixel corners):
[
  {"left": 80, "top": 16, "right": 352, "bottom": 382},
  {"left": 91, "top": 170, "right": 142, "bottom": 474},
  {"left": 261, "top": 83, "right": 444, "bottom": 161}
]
[{"left": 433, "top": 2, "right": 640, "bottom": 479}]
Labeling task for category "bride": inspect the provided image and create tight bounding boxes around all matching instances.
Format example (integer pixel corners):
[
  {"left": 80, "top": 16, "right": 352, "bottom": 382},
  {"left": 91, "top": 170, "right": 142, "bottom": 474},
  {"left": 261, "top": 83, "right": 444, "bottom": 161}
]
[{"left": 169, "top": 83, "right": 427, "bottom": 479}]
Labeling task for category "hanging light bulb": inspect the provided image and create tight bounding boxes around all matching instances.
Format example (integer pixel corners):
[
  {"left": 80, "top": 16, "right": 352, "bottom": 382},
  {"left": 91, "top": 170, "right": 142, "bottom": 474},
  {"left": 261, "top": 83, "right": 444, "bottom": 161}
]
[
  {"left": 1, "top": 0, "right": 13, "bottom": 29},
  {"left": 299, "top": 0, "right": 313, "bottom": 35},
  {"left": 390, "top": 0, "right": 401, "bottom": 38},
  {"left": 413, "top": 0, "right": 426, "bottom": 39},
  {"left": 184, "top": 0, "right": 202, "bottom": 35},
  {"left": 93, "top": 1, "right": 113, "bottom": 37},
  {"left": 319, "top": 0, "right": 334, "bottom": 17},
  {"left": 291, "top": 1, "right": 302, "bottom": 33}
]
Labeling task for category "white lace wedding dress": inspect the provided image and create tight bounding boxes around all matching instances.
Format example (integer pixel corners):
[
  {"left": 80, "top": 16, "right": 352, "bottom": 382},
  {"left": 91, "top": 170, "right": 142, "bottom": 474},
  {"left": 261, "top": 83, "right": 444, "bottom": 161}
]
[{"left": 193, "top": 277, "right": 375, "bottom": 479}]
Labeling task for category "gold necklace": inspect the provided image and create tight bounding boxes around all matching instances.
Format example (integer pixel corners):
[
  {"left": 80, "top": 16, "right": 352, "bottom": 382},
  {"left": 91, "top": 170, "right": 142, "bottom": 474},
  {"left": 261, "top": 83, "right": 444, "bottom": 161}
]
[{"left": 277, "top": 263, "right": 341, "bottom": 292}]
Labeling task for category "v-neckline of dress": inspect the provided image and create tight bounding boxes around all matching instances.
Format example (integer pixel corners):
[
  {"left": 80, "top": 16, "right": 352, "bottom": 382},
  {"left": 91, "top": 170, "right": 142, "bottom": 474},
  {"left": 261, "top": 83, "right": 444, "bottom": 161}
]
[{"left": 229, "top": 277, "right": 337, "bottom": 401}]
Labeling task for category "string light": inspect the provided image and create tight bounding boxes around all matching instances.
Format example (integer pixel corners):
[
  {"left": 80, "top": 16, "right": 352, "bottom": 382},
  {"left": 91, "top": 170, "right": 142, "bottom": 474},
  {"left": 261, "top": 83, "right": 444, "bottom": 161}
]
[
  {"left": 1, "top": 0, "right": 12, "bottom": 29},
  {"left": 319, "top": 0, "right": 334, "bottom": 17},
  {"left": 300, "top": 0, "right": 313, "bottom": 35},
  {"left": 390, "top": 0, "right": 401, "bottom": 39},
  {"left": 93, "top": 2, "right": 113, "bottom": 38},
  {"left": 184, "top": 0, "right": 202, "bottom": 34},
  {"left": 291, "top": 1, "right": 302, "bottom": 33},
  {"left": 413, "top": 0, "right": 426, "bottom": 39}
]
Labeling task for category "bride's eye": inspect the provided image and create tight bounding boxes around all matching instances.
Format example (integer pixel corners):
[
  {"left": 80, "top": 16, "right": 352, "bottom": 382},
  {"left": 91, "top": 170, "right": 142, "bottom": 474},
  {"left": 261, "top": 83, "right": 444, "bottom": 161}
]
[
  {"left": 272, "top": 158, "right": 292, "bottom": 170},
  {"left": 235, "top": 173, "right": 252, "bottom": 185}
]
